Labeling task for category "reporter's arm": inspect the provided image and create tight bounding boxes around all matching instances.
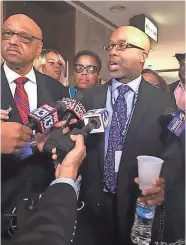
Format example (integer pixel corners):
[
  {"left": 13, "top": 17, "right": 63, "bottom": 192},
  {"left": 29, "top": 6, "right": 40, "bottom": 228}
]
[{"left": 3, "top": 135, "right": 86, "bottom": 245}]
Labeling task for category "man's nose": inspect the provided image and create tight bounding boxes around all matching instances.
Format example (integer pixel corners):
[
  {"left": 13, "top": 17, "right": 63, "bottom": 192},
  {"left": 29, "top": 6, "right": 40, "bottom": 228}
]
[
  {"left": 81, "top": 68, "right": 88, "bottom": 75},
  {"left": 55, "top": 63, "right": 60, "bottom": 68},
  {"left": 109, "top": 45, "right": 118, "bottom": 56},
  {"left": 9, "top": 34, "right": 20, "bottom": 45}
]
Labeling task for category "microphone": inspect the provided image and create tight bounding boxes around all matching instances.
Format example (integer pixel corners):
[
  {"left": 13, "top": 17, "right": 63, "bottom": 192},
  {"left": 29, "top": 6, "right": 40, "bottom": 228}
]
[
  {"left": 27, "top": 101, "right": 67, "bottom": 133},
  {"left": 43, "top": 109, "right": 108, "bottom": 163},
  {"left": 167, "top": 109, "right": 185, "bottom": 137},
  {"left": 160, "top": 107, "right": 185, "bottom": 139},
  {"left": 83, "top": 108, "right": 109, "bottom": 133},
  {"left": 61, "top": 91, "right": 86, "bottom": 127}
]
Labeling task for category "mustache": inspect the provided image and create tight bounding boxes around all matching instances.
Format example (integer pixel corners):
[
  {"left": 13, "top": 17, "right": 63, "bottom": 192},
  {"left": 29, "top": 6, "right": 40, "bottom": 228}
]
[{"left": 5, "top": 45, "right": 22, "bottom": 54}]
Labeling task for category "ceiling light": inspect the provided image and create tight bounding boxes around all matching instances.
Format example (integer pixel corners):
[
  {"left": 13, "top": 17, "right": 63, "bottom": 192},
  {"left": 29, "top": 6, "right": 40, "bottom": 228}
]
[{"left": 110, "top": 5, "right": 126, "bottom": 12}]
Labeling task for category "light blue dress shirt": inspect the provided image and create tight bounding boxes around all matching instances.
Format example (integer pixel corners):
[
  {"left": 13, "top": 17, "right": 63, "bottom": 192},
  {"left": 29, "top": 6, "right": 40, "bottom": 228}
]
[
  {"left": 104, "top": 76, "right": 142, "bottom": 161},
  {"left": 50, "top": 178, "right": 78, "bottom": 198}
]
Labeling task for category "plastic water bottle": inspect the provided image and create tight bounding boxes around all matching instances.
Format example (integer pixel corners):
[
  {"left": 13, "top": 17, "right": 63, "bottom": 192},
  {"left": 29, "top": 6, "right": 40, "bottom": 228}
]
[{"left": 131, "top": 203, "right": 156, "bottom": 245}]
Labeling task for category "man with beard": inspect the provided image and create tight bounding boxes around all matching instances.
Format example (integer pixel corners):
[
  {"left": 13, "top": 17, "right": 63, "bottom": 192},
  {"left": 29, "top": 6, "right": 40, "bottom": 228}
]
[
  {"left": 73, "top": 26, "right": 182, "bottom": 245},
  {"left": 1, "top": 14, "right": 69, "bottom": 237}
]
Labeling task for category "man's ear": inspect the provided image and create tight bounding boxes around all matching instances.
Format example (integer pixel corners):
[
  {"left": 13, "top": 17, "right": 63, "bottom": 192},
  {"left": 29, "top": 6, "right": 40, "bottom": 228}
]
[
  {"left": 140, "top": 51, "right": 148, "bottom": 63},
  {"left": 37, "top": 42, "right": 43, "bottom": 56}
]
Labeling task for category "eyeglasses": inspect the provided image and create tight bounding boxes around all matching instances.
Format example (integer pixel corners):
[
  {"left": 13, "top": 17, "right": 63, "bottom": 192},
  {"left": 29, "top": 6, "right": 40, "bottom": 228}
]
[
  {"left": 74, "top": 64, "right": 98, "bottom": 74},
  {"left": 1, "top": 30, "right": 42, "bottom": 44},
  {"left": 103, "top": 41, "right": 145, "bottom": 52}
]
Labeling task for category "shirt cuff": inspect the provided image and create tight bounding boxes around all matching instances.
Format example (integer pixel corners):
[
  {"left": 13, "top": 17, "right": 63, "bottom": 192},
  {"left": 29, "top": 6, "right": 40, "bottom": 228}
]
[{"left": 50, "top": 178, "right": 78, "bottom": 198}]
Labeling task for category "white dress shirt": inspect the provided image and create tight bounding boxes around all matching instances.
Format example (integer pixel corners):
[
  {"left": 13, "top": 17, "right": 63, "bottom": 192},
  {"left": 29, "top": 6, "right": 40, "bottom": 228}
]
[
  {"left": 103, "top": 76, "right": 141, "bottom": 191},
  {"left": 3, "top": 63, "right": 37, "bottom": 112},
  {"left": 105, "top": 75, "right": 142, "bottom": 157}
]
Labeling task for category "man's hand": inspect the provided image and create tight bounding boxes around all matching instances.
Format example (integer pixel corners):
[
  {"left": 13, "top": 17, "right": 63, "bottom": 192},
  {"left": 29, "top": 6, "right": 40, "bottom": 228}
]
[
  {"left": 0, "top": 109, "right": 9, "bottom": 121},
  {"left": 54, "top": 134, "right": 86, "bottom": 181},
  {"left": 35, "top": 119, "right": 77, "bottom": 152},
  {"left": 135, "top": 177, "right": 165, "bottom": 206},
  {"left": 1, "top": 122, "right": 33, "bottom": 154}
]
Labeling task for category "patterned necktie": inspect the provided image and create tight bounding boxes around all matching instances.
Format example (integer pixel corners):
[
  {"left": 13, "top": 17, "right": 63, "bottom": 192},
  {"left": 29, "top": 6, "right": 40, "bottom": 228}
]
[
  {"left": 14, "top": 77, "right": 30, "bottom": 124},
  {"left": 104, "top": 85, "right": 130, "bottom": 193}
]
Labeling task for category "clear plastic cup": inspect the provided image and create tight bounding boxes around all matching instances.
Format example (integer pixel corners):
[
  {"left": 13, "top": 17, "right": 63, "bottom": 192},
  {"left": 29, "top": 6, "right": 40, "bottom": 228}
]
[{"left": 137, "top": 155, "right": 164, "bottom": 190}]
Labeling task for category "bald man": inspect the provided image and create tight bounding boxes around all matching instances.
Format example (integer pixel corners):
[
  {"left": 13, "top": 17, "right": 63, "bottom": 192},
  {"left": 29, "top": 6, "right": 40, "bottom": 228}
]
[
  {"left": 1, "top": 14, "right": 69, "bottom": 237},
  {"left": 73, "top": 26, "right": 182, "bottom": 245}
]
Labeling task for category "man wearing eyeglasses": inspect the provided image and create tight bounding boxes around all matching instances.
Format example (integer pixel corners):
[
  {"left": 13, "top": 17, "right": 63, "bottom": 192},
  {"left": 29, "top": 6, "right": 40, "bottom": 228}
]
[
  {"left": 1, "top": 14, "right": 69, "bottom": 237},
  {"left": 74, "top": 26, "right": 182, "bottom": 245}
]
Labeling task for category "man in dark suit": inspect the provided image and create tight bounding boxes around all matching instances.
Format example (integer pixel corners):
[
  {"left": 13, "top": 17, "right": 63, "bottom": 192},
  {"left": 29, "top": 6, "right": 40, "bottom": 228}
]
[
  {"left": 1, "top": 14, "right": 69, "bottom": 235},
  {"left": 1, "top": 129, "right": 86, "bottom": 245},
  {"left": 73, "top": 26, "right": 182, "bottom": 245}
]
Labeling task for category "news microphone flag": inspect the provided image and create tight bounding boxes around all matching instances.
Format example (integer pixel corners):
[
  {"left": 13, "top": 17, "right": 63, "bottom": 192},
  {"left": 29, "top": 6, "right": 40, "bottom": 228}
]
[
  {"left": 61, "top": 98, "right": 86, "bottom": 120},
  {"left": 83, "top": 108, "right": 109, "bottom": 133},
  {"left": 27, "top": 104, "right": 59, "bottom": 133},
  {"left": 167, "top": 110, "right": 185, "bottom": 137}
]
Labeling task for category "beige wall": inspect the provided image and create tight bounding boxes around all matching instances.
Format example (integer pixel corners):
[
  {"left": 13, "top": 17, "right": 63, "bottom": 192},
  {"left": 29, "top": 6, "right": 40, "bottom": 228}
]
[{"left": 75, "top": 10, "right": 112, "bottom": 82}]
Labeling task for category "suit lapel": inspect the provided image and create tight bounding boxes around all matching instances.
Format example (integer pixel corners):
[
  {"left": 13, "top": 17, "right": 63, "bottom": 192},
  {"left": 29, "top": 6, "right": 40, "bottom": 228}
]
[
  {"left": 1, "top": 67, "right": 22, "bottom": 123},
  {"left": 126, "top": 79, "right": 154, "bottom": 137},
  {"left": 118, "top": 79, "right": 156, "bottom": 173},
  {"left": 35, "top": 70, "right": 53, "bottom": 107},
  {"left": 94, "top": 82, "right": 111, "bottom": 173}
]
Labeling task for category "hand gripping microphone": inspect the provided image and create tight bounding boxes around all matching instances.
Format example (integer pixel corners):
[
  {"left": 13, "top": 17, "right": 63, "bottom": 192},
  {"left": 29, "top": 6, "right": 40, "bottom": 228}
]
[
  {"left": 43, "top": 108, "right": 108, "bottom": 163},
  {"left": 27, "top": 101, "right": 67, "bottom": 133}
]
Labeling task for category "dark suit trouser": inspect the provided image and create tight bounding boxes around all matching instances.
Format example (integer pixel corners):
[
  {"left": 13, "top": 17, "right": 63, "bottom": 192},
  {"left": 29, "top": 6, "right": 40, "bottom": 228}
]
[{"left": 73, "top": 192, "right": 133, "bottom": 245}]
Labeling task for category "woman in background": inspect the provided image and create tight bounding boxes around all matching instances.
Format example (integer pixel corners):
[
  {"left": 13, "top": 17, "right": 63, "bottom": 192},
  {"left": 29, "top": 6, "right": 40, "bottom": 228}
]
[
  {"left": 34, "top": 49, "right": 68, "bottom": 86},
  {"left": 69, "top": 50, "right": 102, "bottom": 98}
]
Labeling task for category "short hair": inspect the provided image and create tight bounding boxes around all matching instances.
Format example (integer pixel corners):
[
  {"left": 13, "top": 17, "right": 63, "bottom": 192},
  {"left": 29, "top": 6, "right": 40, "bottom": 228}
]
[
  {"left": 74, "top": 50, "right": 102, "bottom": 72},
  {"left": 142, "top": 69, "right": 169, "bottom": 91}
]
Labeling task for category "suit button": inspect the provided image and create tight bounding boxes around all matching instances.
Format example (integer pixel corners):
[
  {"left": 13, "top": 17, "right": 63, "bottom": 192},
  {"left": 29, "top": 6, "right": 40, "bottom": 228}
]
[
  {"left": 97, "top": 203, "right": 100, "bottom": 206},
  {"left": 73, "top": 232, "right": 76, "bottom": 236},
  {"left": 70, "top": 239, "right": 73, "bottom": 243}
]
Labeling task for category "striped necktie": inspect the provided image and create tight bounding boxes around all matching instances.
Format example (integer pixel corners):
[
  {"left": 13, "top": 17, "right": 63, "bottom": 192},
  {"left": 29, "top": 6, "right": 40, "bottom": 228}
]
[{"left": 14, "top": 77, "right": 30, "bottom": 124}]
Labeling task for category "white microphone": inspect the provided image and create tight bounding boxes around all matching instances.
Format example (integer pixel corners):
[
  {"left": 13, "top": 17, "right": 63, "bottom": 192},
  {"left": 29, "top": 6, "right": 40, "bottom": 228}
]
[{"left": 83, "top": 108, "right": 109, "bottom": 133}]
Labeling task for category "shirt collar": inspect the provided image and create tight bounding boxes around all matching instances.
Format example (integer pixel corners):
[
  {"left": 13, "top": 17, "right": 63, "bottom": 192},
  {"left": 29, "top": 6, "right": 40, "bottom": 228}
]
[
  {"left": 111, "top": 75, "right": 142, "bottom": 94},
  {"left": 3, "top": 63, "right": 37, "bottom": 84}
]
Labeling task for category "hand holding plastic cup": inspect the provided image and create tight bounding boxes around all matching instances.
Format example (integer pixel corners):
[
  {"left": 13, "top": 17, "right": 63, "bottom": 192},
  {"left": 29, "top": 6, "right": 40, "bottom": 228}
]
[{"left": 137, "top": 155, "right": 164, "bottom": 190}]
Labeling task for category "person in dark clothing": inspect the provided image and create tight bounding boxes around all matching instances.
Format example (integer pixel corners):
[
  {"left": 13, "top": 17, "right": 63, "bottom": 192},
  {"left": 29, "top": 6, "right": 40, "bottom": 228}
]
[
  {"left": 1, "top": 14, "right": 69, "bottom": 237},
  {"left": 1, "top": 133, "right": 86, "bottom": 245},
  {"left": 73, "top": 26, "right": 182, "bottom": 245},
  {"left": 69, "top": 50, "right": 102, "bottom": 98},
  {"left": 169, "top": 53, "right": 185, "bottom": 94},
  {"left": 142, "top": 68, "right": 170, "bottom": 91}
]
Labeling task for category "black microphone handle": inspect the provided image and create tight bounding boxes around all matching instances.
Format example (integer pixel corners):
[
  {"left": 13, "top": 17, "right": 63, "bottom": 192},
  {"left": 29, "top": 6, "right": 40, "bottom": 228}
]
[{"left": 83, "top": 117, "right": 101, "bottom": 134}]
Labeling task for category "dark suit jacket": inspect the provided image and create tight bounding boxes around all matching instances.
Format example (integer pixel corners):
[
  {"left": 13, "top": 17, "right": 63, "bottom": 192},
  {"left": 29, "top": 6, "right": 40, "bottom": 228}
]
[
  {"left": 169, "top": 80, "right": 180, "bottom": 93},
  {"left": 2, "top": 183, "right": 77, "bottom": 245},
  {"left": 1, "top": 67, "right": 69, "bottom": 220},
  {"left": 79, "top": 79, "right": 183, "bottom": 243}
]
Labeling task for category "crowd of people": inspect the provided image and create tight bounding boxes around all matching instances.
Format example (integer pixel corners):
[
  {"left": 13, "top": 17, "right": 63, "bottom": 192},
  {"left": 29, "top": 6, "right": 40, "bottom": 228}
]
[{"left": 1, "top": 13, "right": 185, "bottom": 245}]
